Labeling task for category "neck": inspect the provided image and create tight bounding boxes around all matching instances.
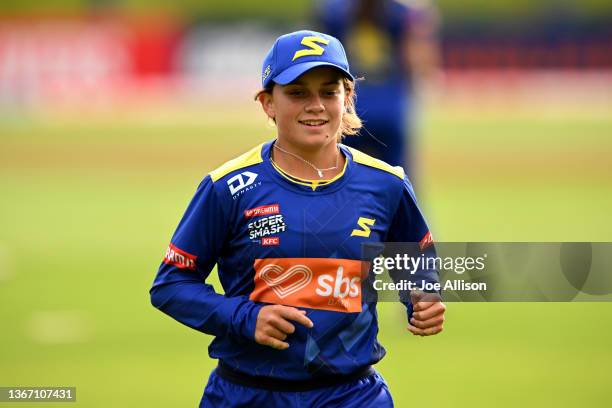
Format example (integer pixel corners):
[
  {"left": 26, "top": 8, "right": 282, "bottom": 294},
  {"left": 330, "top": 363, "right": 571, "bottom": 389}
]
[{"left": 272, "top": 139, "right": 345, "bottom": 180}]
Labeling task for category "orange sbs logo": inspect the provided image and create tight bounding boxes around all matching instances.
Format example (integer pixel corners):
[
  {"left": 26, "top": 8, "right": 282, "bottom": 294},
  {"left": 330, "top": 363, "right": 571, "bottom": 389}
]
[{"left": 250, "top": 258, "right": 363, "bottom": 313}]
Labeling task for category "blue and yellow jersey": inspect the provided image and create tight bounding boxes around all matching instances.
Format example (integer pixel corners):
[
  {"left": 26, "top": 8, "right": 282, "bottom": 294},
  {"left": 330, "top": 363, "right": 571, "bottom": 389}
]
[{"left": 150, "top": 141, "right": 436, "bottom": 380}]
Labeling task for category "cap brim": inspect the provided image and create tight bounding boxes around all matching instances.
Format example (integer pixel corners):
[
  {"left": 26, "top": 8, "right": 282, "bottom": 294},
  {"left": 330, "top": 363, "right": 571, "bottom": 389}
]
[{"left": 272, "top": 61, "right": 354, "bottom": 86}]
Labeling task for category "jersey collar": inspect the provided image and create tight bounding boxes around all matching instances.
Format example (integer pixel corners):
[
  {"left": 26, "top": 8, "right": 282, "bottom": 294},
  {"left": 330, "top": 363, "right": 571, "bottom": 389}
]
[{"left": 262, "top": 140, "right": 354, "bottom": 194}]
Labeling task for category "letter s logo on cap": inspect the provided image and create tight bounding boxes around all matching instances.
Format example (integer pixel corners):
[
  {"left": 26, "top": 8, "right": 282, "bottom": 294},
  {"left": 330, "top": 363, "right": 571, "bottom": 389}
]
[{"left": 292, "top": 36, "right": 330, "bottom": 61}]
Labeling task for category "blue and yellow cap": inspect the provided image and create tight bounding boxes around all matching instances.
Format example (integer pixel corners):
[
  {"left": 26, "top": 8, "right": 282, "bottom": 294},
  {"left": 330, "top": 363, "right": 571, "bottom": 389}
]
[{"left": 261, "top": 30, "right": 354, "bottom": 89}]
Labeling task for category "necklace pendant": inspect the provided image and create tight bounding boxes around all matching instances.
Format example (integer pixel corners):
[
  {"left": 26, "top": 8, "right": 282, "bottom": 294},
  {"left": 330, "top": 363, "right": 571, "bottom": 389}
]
[{"left": 317, "top": 170, "right": 323, "bottom": 178}]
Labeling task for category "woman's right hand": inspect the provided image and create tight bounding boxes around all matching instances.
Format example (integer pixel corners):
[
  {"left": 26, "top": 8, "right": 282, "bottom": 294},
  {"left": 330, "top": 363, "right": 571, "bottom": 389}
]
[{"left": 254, "top": 305, "right": 314, "bottom": 350}]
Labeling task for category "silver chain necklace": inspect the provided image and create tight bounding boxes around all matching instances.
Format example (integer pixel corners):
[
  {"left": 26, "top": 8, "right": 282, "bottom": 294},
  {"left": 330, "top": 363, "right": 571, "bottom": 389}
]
[{"left": 273, "top": 143, "right": 340, "bottom": 178}]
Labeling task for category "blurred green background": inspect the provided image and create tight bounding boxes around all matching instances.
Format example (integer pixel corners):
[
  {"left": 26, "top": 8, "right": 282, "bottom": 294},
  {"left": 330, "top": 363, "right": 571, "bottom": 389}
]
[
  {"left": 1, "top": 0, "right": 610, "bottom": 19},
  {"left": 1, "top": 98, "right": 611, "bottom": 406},
  {"left": 1, "top": 0, "right": 612, "bottom": 407}
]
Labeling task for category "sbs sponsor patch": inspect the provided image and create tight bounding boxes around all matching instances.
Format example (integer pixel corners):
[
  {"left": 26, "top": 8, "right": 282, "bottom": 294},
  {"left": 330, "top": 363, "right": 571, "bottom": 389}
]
[{"left": 250, "top": 258, "right": 363, "bottom": 313}]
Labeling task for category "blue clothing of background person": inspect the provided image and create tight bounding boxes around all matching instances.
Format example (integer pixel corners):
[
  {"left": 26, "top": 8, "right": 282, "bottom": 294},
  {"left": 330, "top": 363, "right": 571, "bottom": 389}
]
[{"left": 317, "top": 0, "right": 440, "bottom": 178}]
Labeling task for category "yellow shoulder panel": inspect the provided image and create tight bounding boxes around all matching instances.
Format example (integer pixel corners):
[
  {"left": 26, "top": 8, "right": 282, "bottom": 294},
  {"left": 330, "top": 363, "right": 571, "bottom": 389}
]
[
  {"left": 346, "top": 147, "right": 405, "bottom": 179},
  {"left": 209, "top": 143, "right": 265, "bottom": 182}
]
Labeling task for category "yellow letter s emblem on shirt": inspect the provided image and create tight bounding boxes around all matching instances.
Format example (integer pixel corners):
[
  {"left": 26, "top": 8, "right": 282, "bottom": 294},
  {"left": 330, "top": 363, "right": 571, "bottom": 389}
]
[
  {"left": 292, "top": 36, "right": 330, "bottom": 61},
  {"left": 351, "top": 217, "right": 376, "bottom": 238}
]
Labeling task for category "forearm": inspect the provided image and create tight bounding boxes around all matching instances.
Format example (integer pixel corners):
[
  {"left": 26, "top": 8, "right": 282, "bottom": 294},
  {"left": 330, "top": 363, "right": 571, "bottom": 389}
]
[{"left": 150, "top": 273, "right": 262, "bottom": 341}]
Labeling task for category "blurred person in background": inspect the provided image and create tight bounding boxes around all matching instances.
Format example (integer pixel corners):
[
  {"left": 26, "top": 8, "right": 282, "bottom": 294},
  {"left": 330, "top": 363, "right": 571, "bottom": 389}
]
[
  {"left": 316, "top": 0, "right": 441, "bottom": 181},
  {"left": 150, "top": 29, "right": 444, "bottom": 407}
]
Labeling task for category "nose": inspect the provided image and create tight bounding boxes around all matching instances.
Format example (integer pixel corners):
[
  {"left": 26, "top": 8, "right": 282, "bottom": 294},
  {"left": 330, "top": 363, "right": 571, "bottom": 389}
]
[{"left": 305, "top": 94, "right": 324, "bottom": 114}]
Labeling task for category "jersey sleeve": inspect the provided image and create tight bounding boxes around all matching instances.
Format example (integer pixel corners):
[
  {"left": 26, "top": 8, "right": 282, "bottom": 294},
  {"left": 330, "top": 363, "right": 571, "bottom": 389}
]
[
  {"left": 149, "top": 175, "right": 262, "bottom": 341},
  {"left": 387, "top": 176, "right": 440, "bottom": 319}
]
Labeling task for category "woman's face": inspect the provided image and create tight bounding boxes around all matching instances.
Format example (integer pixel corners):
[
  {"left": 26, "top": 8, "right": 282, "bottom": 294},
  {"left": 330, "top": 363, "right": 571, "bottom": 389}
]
[{"left": 260, "top": 67, "right": 347, "bottom": 152}]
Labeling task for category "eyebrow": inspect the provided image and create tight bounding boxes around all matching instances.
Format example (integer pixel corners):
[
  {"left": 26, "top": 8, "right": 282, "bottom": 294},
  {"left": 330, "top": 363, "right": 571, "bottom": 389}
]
[{"left": 288, "top": 80, "right": 342, "bottom": 86}]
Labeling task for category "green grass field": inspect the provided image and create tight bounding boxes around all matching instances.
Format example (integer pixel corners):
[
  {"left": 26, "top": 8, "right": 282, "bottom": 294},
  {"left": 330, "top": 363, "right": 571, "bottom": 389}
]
[{"left": 1, "top": 98, "right": 611, "bottom": 407}]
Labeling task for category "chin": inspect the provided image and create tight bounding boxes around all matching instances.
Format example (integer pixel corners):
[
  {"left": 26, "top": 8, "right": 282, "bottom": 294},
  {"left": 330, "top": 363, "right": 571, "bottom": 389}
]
[
  {"left": 280, "top": 125, "right": 339, "bottom": 151},
  {"left": 297, "top": 133, "right": 334, "bottom": 150}
]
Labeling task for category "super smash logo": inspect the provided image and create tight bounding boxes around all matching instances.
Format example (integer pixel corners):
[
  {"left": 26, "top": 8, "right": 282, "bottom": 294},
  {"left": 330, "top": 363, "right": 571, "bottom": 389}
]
[{"left": 248, "top": 214, "right": 287, "bottom": 240}]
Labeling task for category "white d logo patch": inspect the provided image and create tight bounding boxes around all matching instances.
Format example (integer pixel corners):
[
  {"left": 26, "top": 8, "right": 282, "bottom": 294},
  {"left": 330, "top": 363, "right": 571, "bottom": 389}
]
[{"left": 227, "top": 171, "right": 258, "bottom": 195}]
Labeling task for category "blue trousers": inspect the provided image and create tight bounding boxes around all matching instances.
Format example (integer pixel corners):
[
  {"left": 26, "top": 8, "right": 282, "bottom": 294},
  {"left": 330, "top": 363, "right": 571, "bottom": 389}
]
[{"left": 200, "top": 368, "right": 394, "bottom": 408}]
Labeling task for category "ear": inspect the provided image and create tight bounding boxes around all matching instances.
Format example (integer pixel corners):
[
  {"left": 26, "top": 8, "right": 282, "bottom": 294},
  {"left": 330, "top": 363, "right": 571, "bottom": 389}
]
[
  {"left": 343, "top": 84, "right": 351, "bottom": 112},
  {"left": 258, "top": 91, "right": 275, "bottom": 120}
]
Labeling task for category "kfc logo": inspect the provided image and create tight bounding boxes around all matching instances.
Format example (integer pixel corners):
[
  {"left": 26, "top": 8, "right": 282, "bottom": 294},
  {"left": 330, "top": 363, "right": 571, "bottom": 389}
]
[{"left": 262, "top": 237, "right": 280, "bottom": 246}]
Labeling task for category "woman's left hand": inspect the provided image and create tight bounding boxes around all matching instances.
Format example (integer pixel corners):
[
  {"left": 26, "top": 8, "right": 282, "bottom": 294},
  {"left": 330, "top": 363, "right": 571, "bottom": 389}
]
[{"left": 407, "top": 291, "right": 445, "bottom": 336}]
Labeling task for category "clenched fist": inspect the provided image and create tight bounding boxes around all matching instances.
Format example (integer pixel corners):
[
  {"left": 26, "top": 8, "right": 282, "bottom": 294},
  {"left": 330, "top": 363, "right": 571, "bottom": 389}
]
[{"left": 408, "top": 291, "right": 446, "bottom": 336}]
